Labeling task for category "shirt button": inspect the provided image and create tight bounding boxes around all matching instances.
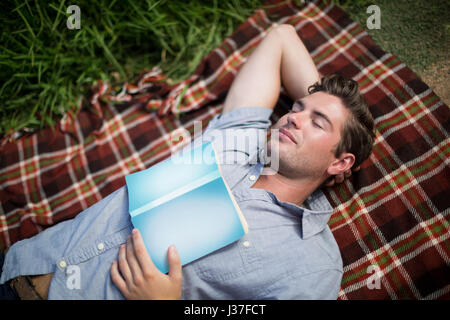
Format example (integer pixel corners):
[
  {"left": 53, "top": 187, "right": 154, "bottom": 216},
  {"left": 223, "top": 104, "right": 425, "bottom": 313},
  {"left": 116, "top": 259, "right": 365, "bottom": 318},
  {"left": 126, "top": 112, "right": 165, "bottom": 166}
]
[
  {"left": 97, "top": 243, "right": 105, "bottom": 251},
  {"left": 249, "top": 175, "right": 256, "bottom": 181},
  {"left": 58, "top": 260, "right": 67, "bottom": 269},
  {"left": 242, "top": 241, "right": 251, "bottom": 247}
]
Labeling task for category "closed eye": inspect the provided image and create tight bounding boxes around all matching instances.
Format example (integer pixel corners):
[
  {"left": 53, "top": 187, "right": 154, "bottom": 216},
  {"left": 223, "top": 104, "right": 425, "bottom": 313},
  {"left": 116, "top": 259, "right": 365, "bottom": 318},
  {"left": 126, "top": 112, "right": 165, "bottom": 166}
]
[
  {"left": 291, "top": 99, "right": 332, "bottom": 131},
  {"left": 293, "top": 100, "right": 305, "bottom": 112},
  {"left": 312, "top": 120, "right": 323, "bottom": 129}
]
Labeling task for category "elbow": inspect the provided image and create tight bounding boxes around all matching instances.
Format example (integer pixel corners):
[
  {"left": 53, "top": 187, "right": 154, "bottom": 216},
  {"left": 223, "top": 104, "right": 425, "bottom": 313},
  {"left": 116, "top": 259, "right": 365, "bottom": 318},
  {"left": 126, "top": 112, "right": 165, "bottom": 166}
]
[
  {"left": 270, "top": 24, "right": 303, "bottom": 46},
  {"left": 272, "top": 23, "right": 298, "bottom": 37}
]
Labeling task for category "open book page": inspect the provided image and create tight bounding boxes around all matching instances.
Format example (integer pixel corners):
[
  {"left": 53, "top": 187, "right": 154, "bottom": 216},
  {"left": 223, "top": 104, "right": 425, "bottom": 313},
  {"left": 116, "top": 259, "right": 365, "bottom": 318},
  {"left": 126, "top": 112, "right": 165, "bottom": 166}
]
[
  {"left": 126, "top": 141, "right": 248, "bottom": 273},
  {"left": 130, "top": 171, "right": 246, "bottom": 273},
  {"left": 126, "top": 141, "right": 219, "bottom": 216}
]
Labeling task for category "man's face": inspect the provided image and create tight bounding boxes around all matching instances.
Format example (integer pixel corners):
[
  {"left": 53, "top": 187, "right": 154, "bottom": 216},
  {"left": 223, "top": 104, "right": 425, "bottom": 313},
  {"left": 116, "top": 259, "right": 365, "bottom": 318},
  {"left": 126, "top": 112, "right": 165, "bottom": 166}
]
[{"left": 267, "top": 91, "right": 350, "bottom": 181}]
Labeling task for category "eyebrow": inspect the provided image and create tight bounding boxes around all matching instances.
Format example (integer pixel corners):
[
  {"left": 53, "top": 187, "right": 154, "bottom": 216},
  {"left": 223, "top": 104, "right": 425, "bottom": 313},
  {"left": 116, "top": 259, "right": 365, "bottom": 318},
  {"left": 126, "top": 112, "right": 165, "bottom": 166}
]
[{"left": 294, "top": 99, "right": 334, "bottom": 130}]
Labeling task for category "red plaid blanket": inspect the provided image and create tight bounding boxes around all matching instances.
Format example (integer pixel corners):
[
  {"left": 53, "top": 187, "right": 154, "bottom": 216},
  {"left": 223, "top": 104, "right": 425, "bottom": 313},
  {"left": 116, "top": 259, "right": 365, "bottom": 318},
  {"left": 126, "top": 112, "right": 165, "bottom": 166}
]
[{"left": 1, "top": 0, "right": 449, "bottom": 299}]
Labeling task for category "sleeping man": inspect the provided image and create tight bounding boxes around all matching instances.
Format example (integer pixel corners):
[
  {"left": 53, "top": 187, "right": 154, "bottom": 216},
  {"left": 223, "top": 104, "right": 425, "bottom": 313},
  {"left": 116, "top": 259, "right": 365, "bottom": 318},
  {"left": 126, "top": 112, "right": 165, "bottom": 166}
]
[{"left": 0, "top": 24, "right": 375, "bottom": 300}]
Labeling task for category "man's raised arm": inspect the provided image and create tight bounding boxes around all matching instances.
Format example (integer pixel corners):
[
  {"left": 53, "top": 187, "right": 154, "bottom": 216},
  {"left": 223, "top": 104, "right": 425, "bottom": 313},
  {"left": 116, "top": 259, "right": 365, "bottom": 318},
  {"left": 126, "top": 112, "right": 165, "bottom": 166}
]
[{"left": 222, "top": 24, "right": 319, "bottom": 114}]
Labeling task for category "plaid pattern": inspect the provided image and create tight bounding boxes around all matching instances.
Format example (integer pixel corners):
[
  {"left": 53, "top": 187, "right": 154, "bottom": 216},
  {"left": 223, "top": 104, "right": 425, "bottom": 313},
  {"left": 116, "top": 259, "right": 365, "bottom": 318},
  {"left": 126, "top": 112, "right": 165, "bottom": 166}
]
[{"left": 0, "top": 0, "right": 449, "bottom": 299}]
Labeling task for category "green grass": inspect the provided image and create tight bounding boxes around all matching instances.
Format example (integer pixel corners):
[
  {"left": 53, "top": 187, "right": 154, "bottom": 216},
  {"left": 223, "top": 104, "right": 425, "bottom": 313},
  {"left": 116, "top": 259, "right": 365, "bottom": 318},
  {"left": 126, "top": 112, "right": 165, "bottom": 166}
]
[
  {"left": 1, "top": 0, "right": 448, "bottom": 138},
  {"left": 337, "top": 0, "right": 450, "bottom": 73},
  {"left": 0, "top": 0, "right": 267, "bottom": 137}
]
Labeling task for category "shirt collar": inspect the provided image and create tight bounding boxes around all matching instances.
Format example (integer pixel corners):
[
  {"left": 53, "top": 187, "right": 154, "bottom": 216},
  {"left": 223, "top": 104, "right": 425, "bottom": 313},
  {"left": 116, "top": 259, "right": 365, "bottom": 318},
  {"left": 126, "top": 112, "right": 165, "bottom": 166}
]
[
  {"left": 252, "top": 163, "right": 334, "bottom": 240},
  {"left": 299, "top": 188, "right": 334, "bottom": 239}
]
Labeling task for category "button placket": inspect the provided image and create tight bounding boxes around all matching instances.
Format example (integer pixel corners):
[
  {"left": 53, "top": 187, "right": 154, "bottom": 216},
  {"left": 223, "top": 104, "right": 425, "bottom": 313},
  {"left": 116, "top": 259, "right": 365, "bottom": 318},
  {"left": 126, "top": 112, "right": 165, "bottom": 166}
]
[{"left": 238, "top": 234, "right": 261, "bottom": 267}]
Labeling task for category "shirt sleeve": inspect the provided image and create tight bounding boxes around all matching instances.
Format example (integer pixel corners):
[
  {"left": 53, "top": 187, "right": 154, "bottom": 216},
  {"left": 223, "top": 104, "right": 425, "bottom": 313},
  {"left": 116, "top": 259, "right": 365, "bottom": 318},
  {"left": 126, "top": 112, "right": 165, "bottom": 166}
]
[
  {"left": 203, "top": 107, "right": 273, "bottom": 132},
  {"left": 261, "top": 269, "right": 343, "bottom": 300},
  {"left": 178, "top": 107, "right": 273, "bottom": 166}
]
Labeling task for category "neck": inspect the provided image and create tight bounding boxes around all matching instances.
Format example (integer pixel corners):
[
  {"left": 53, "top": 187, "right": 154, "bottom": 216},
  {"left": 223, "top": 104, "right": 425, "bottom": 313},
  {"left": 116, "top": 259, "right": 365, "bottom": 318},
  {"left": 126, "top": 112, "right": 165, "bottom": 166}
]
[{"left": 251, "top": 167, "right": 324, "bottom": 207}]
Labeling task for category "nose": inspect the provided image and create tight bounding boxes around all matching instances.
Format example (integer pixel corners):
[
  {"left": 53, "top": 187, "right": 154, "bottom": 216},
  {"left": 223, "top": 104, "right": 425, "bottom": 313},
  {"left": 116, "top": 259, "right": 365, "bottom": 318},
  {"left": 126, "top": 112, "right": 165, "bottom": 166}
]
[{"left": 287, "top": 112, "right": 304, "bottom": 130}]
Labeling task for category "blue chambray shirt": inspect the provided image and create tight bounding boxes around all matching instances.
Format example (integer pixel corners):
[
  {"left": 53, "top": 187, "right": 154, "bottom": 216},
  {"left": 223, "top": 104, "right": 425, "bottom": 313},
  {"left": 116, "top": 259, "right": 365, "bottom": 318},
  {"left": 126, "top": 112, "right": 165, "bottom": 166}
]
[{"left": 0, "top": 107, "right": 343, "bottom": 299}]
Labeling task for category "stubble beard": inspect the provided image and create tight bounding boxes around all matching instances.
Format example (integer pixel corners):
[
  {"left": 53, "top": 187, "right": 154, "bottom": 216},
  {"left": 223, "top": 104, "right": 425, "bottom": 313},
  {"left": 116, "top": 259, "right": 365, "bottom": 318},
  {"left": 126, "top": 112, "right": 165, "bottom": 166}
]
[
  {"left": 266, "top": 136, "right": 302, "bottom": 177},
  {"left": 266, "top": 135, "right": 324, "bottom": 182}
]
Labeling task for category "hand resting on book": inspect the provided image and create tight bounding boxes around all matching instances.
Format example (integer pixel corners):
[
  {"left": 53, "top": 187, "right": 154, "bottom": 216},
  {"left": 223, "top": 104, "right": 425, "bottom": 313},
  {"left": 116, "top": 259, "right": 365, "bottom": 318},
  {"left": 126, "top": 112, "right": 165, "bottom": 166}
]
[{"left": 110, "top": 228, "right": 182, "bottom": 300}]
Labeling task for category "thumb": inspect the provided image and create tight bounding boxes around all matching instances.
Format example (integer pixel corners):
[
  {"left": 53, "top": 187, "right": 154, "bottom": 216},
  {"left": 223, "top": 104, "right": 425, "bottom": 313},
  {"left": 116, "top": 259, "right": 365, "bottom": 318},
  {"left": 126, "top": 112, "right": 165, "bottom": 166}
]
[{"left": 168, "top": 245, "right": 182, "bottom": 282}]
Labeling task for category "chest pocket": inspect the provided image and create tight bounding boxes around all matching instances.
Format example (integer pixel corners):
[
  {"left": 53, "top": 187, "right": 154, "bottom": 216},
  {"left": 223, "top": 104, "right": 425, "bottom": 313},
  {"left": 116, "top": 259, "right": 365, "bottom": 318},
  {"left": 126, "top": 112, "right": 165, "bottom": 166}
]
[{"left": 192, "top": 233, "right": 262, "bottom": 283}]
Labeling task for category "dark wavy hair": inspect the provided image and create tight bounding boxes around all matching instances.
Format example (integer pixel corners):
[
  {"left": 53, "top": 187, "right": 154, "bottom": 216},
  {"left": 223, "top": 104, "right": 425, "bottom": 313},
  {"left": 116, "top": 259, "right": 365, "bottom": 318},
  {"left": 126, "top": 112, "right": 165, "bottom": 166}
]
[{"left": 308, "top": 73, "right": 376, "bottom": 168}]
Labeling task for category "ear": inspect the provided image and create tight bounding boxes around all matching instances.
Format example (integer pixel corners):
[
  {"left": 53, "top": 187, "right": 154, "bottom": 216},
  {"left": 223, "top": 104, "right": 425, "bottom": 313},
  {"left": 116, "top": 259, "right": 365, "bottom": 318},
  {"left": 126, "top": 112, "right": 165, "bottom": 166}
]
[{"left": 327, "top": 152, "right": 355, "bottom": 176}]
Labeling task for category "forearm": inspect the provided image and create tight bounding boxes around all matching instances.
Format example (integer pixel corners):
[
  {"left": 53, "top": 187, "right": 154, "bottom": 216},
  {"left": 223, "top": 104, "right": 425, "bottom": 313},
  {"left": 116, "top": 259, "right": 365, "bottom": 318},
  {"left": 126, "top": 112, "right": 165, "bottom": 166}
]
[
  {"left": 277, "top": 24, "right": 320, "bottom": 101},
  {"left": 222, "top": 24, "right": 319, "bottom": 114}
]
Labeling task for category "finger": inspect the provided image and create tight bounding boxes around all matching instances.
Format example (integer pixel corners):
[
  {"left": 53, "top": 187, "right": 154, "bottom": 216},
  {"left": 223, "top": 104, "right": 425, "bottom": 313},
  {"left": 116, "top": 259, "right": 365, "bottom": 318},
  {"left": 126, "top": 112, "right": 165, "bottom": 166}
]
[
  {"left": 325, "top": 180, "right": 335, "bottom": 187},
  {"left": 324, "top": 177, "right": 335, "bottom": 187},
  {"left": 110, "top": 260, "right": 129, "bottom": 297},
  {"left": 126, "top": 234, "right": 144, "bottom": 282},
  {"left": 168, "top": 245, "right": 182, "bottom": 283},
  {"left": 335, "top": 173, "right": 345, "bottom": 184},
  {"left": 344, "top": 169, "right": 352, "bottom": 179},
  {"left": 131, "top": 229, "right": 158, "bottom": 277},
  {"left": 118, "top": 244, "right": 132, "bottom": 285}
]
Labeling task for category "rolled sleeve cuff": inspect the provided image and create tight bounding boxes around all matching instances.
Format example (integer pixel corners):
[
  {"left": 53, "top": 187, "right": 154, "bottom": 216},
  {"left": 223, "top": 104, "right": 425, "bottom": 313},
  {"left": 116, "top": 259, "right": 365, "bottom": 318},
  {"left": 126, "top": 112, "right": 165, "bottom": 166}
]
[{"left": 205, "top": 107, "right": 273, "bottom": 132}]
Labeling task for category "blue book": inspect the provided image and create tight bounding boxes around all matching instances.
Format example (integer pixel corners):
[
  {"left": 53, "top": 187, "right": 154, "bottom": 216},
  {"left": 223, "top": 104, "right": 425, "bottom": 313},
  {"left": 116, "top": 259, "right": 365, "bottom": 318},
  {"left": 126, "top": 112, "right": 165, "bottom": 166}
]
[{"left": 125, "top": 141, "right": 248, "bottom": 274}]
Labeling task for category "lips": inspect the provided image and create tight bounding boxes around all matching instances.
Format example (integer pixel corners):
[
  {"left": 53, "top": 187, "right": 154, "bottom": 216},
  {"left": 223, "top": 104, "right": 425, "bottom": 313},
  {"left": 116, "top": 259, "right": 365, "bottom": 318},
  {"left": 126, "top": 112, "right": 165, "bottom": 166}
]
[{"left": 279, "top": 128, "right": 297, "bottom": 144}]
